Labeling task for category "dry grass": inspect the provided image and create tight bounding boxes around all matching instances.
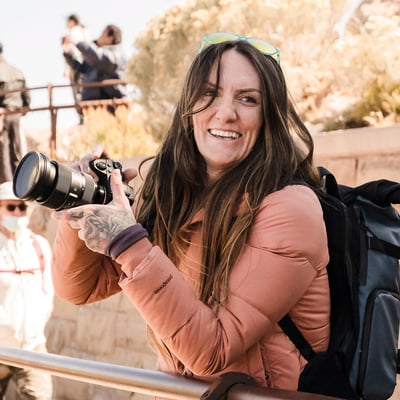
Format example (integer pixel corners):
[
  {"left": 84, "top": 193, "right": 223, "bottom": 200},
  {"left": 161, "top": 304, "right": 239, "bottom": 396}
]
[{"left": 55, "top": 105, "right": 160, "bottom": 163}]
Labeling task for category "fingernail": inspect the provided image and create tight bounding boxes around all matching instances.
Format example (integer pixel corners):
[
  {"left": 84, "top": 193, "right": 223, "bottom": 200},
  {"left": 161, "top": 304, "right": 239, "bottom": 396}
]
[{"left": 112, "top": 169, "right": 121, "bottom": 179}]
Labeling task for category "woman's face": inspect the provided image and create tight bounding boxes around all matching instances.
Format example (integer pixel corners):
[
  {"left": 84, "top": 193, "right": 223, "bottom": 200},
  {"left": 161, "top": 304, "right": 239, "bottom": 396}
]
[{"left": 193, "top": 49, "right": 263, "bottom": 182}]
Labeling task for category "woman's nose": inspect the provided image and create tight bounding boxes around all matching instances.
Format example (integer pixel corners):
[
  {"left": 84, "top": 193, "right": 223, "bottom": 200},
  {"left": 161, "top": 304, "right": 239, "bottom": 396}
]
[{"left": 214, "top": 97, "right": 237, "bottom": 122}]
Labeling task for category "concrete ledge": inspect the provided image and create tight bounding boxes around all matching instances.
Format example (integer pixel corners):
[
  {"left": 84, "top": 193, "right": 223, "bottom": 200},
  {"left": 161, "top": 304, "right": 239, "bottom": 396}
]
[{"left": 314, "top": 124, "right": 400, "bottom": 159}]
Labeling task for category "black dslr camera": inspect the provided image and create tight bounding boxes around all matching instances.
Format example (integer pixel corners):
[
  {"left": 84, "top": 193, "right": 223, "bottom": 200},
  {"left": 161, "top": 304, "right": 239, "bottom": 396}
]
[{"left": 13, "top": 151, "right": 135, "bottom": 210}]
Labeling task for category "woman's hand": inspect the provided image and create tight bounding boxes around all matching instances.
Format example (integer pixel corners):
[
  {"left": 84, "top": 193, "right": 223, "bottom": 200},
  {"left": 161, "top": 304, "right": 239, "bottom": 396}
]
[
  {"left": 52, "top": 169, "right": 136, "bottom": 254},
  {"left": 70, "top": 144, "right": 138, "bottom": 184},
  {"left": 70, "top": 144, "right": 106, "bottom": 177}
]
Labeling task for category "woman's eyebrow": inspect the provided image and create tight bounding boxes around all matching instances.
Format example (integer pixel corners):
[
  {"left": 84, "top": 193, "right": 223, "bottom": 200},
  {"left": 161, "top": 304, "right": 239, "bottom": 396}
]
[{"left": 237, "top": 88, "right": 261, "bottom": 94}]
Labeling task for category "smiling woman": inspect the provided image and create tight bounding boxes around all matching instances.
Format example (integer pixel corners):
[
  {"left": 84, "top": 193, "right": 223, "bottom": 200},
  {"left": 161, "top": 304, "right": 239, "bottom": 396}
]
[{"left": 51, "top": 35, "right": 330, "bottom": 399}]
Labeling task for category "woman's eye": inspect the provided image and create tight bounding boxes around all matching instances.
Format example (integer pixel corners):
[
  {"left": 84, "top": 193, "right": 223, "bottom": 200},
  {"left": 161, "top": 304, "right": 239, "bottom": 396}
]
[
  {"left": 204, "top": 89, "right": 218, "bottom": 97},
  {"left": 240, "top": 95, "right": 258, "bottom": 104}
]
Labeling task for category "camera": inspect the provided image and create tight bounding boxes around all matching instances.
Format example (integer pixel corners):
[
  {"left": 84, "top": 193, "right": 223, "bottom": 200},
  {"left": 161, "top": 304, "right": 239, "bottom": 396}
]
[{"left": 13, "top": 151, "right": 135, "bottom": 210}]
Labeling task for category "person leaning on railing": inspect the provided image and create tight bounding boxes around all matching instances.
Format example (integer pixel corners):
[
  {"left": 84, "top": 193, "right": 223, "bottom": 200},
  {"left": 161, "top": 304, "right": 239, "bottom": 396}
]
[
  {"left": 62, "top": 24, "right": 127, "bottom": 116},
  {"left": 52, "top": 33, "right": 330, "bottom": 399}
]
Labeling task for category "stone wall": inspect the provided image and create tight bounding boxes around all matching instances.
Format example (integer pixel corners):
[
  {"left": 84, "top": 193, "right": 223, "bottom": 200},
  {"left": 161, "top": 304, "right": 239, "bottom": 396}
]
[
  {"left": 22, "top": 124, "right": 400, "bottom": 399},
  {"left": 313, "top": 124, "right": 400, "bottom": 186}
]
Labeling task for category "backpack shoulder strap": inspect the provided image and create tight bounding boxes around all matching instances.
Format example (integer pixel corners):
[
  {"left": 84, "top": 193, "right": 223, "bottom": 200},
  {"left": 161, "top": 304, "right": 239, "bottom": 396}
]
[
  {"left": 318, "top": 166, "right": 340, "bottom": 199},
  {"left": 278, "top": 315, "right": 316, "bottom": 362},
  {"left": 30, "top": 234, "right": 47, "bottom": 293},
  {"left": 30, "top": 234, "right": 45, "bottom": 274}
]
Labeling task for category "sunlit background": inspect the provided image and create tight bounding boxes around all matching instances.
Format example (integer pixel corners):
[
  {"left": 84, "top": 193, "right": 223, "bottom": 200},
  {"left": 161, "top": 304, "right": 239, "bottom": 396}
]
[{"left": 0, "top": 0, "right": 184, "bottom": 129}]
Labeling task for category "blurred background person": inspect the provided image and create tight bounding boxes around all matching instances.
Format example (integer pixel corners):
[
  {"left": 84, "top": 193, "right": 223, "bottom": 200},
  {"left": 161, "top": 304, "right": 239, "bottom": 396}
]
[
  {"left": 63, "top": 13, "right": 89, "bottom": 124},
  {"left": 0, "top": 182, "right": 54, "bottom": 400},
  {"left": 0, "top": 42, "right": 30, "bottom": 183},
  {"left": 65, "top": 13, "right": 88, "bottom": 43},
  {"left": 62, "top": 24, "right": 127, "bottom": 115}
]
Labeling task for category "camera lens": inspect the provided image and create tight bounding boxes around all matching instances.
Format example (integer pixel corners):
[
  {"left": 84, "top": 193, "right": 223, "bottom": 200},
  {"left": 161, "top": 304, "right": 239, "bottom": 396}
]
[
  {"left": 13, "top": 151, "right": 98, "bottom": 210},
  {"left": 13, "top": 152, "right": 56, "bottom": 202}
]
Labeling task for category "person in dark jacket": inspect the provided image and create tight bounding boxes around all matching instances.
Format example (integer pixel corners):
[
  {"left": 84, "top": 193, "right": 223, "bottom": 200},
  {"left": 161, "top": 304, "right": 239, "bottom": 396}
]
[
  {"left": 62, "top": 24, "right": 127, "bottom": 115},
  {"left": 0, "top": 41, "right": 30, "bottom": 183}
]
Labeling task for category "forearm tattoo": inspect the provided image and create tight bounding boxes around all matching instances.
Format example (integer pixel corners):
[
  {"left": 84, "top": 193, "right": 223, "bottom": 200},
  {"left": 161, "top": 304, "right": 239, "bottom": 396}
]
[{"left": 83, "top": 207, "right": 135, "bottom": 253}]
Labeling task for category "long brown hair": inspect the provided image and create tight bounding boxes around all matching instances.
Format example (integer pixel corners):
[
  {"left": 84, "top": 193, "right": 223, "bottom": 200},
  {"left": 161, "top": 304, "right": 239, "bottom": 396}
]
[{"left": 136, "top": 40, "right": 320, "bottom": 304}]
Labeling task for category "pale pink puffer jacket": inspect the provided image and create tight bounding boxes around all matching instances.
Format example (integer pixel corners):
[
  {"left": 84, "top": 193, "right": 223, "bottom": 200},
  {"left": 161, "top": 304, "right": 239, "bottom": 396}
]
[{"left": 52, "top": 184, "right": 330, "bottom": 392}]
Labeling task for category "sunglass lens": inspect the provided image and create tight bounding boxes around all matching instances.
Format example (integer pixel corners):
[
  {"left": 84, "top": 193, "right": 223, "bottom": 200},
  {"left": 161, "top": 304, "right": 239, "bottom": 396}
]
[
  {"left": 207, "top": 33, "right": 236, "bottom": 44},
  {"left": 199, "top": 33, "right": 236, "bottom": 52},
  {"left": 200, "top": 33, "right": 280, "bottom": 64},
  {"left": 5, "top": 204, "right": 27, "bottom": 212},
  {"left": 248, "top": 39, "right": 276, "bottom": 54}
]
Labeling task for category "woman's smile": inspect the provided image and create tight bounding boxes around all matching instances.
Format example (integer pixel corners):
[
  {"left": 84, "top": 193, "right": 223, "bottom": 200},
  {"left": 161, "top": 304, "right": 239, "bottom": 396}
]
[{"left": 208, "top": 129, "right": 241, "bottom": 140}]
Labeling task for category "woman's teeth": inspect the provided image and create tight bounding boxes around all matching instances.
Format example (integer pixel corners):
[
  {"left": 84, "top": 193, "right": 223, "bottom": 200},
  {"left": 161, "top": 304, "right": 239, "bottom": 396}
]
[{"left": 209, "top": 129, "right": 240, "bottom": 139}]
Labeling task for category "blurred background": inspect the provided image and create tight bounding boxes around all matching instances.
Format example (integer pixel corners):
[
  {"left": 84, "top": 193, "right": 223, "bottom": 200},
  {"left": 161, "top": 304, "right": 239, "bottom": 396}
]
[{"left": 1, "top": 0, "right": 399, "bottom": 161}]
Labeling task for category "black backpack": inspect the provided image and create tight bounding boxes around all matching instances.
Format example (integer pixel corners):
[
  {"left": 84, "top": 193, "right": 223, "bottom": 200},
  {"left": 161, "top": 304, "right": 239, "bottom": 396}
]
[{"left": 279, "top": 167, "right": 400, "bottom": 400}]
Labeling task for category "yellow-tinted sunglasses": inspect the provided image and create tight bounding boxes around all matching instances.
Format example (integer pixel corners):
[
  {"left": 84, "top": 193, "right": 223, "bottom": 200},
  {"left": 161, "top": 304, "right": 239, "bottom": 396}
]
[{"left": 198, "top": 32, "right": 280, "bottom": 64}]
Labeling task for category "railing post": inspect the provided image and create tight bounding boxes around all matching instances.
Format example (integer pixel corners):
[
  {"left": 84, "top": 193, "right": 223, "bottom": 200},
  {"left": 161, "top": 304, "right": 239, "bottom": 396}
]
[{"left": 47, "top": 84, "right": 57, "bottom": 158}]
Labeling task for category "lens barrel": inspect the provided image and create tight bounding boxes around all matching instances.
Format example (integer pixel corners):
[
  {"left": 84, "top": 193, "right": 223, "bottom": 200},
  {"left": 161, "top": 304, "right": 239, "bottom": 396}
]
[
  {"left": 13, "top": 152, "right": 56, "bottom": 202},
  {"left": 13, "top": 151, "right": 99, "bottom": 210}
]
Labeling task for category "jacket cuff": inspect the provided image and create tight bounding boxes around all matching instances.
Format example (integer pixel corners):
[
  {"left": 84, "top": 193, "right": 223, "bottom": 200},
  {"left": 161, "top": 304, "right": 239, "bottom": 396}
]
[{"left": 106, "top": 224, "right": 149, "bottom": 260}]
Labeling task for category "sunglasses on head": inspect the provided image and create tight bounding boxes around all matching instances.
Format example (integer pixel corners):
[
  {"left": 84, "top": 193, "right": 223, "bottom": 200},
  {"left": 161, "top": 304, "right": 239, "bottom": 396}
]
[
  {"left": 198, "top": 32, "right": 280, "bottom": 64},
  {"left": 4, "top": 204, "right": 27, "bottom": 212}
]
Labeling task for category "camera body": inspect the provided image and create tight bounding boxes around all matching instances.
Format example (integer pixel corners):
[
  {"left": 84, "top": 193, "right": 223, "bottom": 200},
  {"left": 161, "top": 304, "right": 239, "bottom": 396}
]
[
  {"left": 13, "top": 151, "right": 135, "bottom": 210},
  {"left": 89, "top": 158, "right": 125, "bottom": 204}
]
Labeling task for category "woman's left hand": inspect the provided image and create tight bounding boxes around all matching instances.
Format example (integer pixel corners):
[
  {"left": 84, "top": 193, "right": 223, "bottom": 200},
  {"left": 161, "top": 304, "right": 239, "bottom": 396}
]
[{"left": 52, "top": 169, "right": 136, "bottom": 254}]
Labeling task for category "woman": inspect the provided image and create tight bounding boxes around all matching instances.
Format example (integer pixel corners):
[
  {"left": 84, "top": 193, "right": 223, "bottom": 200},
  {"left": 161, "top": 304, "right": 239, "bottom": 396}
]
[{"left": 52, "top": 34, "right": 330, "bottom": 392}]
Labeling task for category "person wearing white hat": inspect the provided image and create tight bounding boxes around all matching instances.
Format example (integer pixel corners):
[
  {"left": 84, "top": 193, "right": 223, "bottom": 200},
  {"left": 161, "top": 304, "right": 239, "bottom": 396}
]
[{"left": 0, "top": 181, "right": 53, "bottom": 399}]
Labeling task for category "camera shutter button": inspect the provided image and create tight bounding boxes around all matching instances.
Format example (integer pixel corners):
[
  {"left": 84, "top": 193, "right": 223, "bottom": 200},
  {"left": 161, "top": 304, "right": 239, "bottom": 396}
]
[
  {"left": 96, "top": 161, "right": 107, "bottom": 171},
  {"left": 106, "top": 160, "right": 114, "bottom": 173}
]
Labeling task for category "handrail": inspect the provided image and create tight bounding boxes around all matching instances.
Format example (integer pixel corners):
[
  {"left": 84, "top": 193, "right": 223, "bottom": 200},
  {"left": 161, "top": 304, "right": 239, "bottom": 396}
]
[
  {"left": 0, "top": 347, "right": 340, "bottom": 400},
  {"left": 0, "top": 80, "right": 133, "bottom": 158}
]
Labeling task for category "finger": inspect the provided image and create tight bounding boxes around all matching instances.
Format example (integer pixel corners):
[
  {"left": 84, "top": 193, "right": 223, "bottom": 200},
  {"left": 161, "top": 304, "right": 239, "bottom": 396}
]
[
  {"left": 91, "top": 144, "right": 105, "bottom": 158},
  {"left": 68, "top": 209, "right": 86, "bottom": 221},
  {"left": 70, "top": 161, "right": 80, "bottom": 171},
  {"left": 53, "top": 206, "right": 86, "bottom": 222},
  {"left": 110, "top": 169, "right": 130, "bottom": 206},
  {"left": 51, "top": 210, "right": 65, "bottom": 221},
  {"left": 51, "top": 210, "right": 81, "bottom": 229},
  {"left": 79, "top": 153, "right": 93, "bottom": 174}
]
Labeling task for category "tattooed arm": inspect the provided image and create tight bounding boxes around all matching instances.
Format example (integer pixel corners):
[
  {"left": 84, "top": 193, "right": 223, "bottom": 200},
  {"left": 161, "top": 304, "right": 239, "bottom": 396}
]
[
  {"left": 51, "top": 146, "right": 143, "bottom": 304},
  {"left": 53, "top": 169, "right": 136, "bottom": 255}
]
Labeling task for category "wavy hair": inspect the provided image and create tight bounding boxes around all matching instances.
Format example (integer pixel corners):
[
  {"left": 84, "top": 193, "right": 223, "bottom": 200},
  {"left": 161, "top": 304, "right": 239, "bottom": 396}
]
[{"left": 136, "top": 40, "right": 320, "bottom": 304}]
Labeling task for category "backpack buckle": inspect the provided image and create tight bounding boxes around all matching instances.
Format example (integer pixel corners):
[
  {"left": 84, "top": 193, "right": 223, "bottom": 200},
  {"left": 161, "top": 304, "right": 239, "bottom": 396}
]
[{"left": 200, "top": 372, "right": 257, "bottom": 400}]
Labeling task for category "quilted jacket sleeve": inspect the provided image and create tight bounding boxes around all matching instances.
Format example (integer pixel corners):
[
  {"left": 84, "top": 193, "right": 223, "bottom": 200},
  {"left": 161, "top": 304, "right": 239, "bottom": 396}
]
[{"left": 52, "top": 220, "right": 122, "bottom": 304}]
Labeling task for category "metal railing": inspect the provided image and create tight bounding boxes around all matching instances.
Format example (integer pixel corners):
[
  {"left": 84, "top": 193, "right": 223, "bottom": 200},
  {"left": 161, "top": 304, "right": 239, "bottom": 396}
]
[
  {"left": 0, "top": 347, "right": 340, "bottom": 400},
  {"left": 0, "top": 80, "right": 133, "bottom": 158}
]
